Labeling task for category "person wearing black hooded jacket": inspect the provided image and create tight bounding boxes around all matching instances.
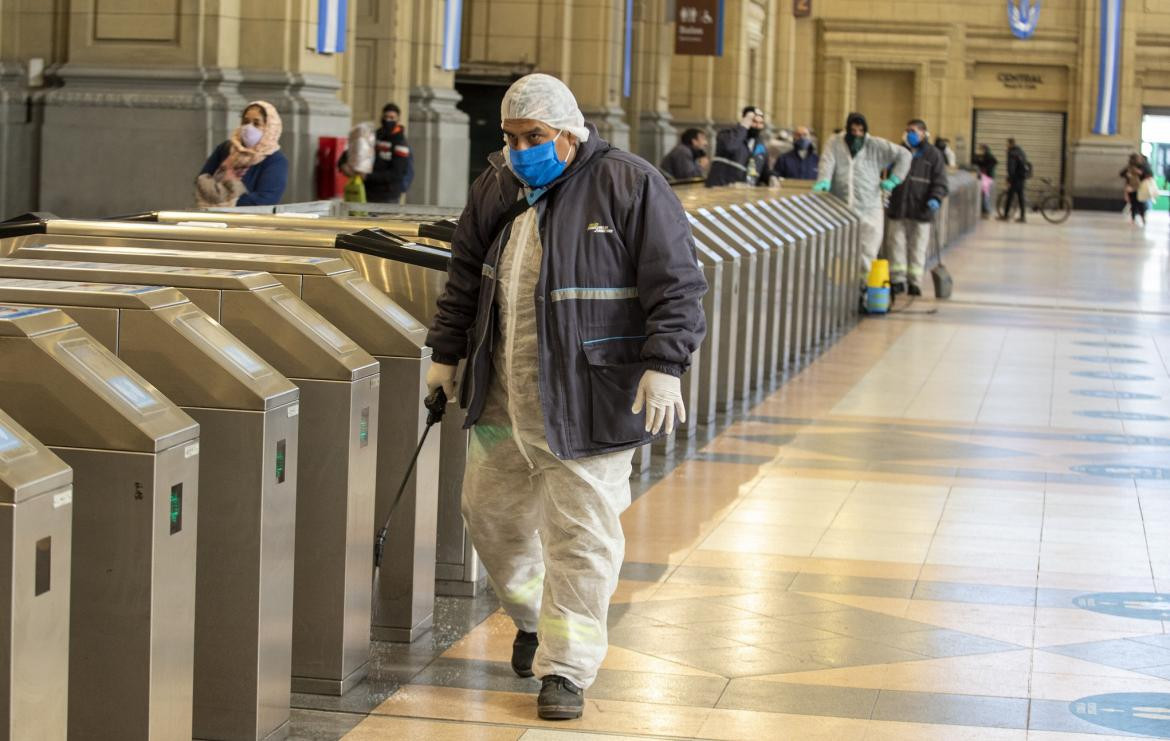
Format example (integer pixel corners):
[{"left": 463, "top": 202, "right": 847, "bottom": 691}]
[
  {"left": 339, "top": 102, "right": 413, "bottom": 202},
  {"left": 886, "top": 119, "right": 948, "bottom": 296},
  {"left": 706, "top": 106, "right": 768, "bottom": 187}
]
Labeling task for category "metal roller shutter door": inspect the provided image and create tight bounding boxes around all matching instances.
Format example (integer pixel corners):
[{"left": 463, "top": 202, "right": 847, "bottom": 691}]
[{"left": 973, "top": 110, "right": 1067, "bottom": 203}]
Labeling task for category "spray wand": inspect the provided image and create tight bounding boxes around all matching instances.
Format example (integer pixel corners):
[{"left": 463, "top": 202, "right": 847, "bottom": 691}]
[{"left": 373, "top": 387, "right": 447, "bottom": 570}]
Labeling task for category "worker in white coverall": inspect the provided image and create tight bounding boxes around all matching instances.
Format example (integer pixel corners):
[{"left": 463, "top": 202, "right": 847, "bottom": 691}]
[
  {"left": 424, "top": 74, "right": 707, "bottom": 721},
  {"left": 813, "top": 112, "right": 911, "bottom": 286}
]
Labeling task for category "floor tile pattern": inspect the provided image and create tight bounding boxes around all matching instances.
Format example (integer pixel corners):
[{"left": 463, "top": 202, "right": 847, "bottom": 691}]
[{"left": 290, "top": 212, "right": 1170, "bottom": 739}]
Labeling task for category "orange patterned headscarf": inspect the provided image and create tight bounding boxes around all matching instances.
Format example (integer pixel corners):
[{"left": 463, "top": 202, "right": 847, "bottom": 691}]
[{"left": 225, "top": 100, "right": 282, "bottom": 169}]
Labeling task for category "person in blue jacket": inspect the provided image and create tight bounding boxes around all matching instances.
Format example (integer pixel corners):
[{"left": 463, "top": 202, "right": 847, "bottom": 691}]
[
  {"left": 772, "top": 126, "right": 819, "bottom": 180},
  {"left": 196, "top": 100, "right": 288, "bottom": 207}
]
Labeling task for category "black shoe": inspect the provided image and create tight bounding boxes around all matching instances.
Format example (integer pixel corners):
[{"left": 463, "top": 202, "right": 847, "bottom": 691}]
[
  {"left": 907, "top": 283, "right": 922, "bottom": 297},
  {"left": 891, "top": 281, "right": 907, "bottom": 295},
  {"left": 511, "top": 630, "right": 538, "bottom": 678},
  {"left": 1016, "top": 217, "right": 1026, "bottom": 223},
  {"left": 538, "top": 675, "right": 584, "bottom": 720}
]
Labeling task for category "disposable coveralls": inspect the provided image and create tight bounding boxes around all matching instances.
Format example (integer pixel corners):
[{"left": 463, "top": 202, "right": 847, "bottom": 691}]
[
  {"left": 428, "top": 74, "right": 706, "bottom": 691},
  {"left": 463, "top": 207, "right": 635, "bottom": 688},
  {"left": 816, "top": 118, "right": 911, "bottom": 276}
]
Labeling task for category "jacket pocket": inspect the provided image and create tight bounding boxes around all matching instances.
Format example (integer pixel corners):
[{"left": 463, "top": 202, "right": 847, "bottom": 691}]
[{"left": 581, "top": 336, "right": 647, "bottom": 445}]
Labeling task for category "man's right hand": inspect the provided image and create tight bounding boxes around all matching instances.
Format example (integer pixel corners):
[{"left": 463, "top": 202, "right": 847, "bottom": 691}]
[
  {"left": 740, "top": 111, "right": 757, "bottom": 129},
  {"left": 812, "top": 180, "right": 831, "bottom": 192},
  {"left": 425, "top": 361, "right": 457, "bottom": 402}
]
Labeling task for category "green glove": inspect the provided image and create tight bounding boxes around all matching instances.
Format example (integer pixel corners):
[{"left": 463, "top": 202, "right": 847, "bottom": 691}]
[
  {"left": 812, "top": 180, "right": 831, "bottom": 192},
  {"left": 880, "top": 175, "right": 902, "bottom": 192}
]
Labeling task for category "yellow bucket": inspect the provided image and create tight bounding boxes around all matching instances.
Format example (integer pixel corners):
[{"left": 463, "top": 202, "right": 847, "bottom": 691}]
[{"left": 867, "top": 258, "right": 890, "bottom": 288}]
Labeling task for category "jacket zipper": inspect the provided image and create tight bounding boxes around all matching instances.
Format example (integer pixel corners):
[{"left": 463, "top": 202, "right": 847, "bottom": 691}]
[{"left": 464, "top": 222, "right": 507, "bottom": 414}]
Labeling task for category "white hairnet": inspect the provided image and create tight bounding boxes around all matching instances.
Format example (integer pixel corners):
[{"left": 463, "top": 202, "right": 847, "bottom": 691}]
[{"left": 500, "top": 73, "right": 589, "bottom": 142}]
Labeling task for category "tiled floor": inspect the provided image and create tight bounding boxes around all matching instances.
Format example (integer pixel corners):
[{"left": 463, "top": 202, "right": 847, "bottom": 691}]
[{"left": 293, "top": 211, "right": 1170, "bottom": 740}]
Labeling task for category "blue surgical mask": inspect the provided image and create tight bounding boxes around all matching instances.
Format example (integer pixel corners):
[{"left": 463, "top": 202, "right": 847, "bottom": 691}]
[
  {"left": 507, "top": 130, "right": 570, "bottom": 188},
  {"left": 904, "top": 130, "right": 922, "bottom": 148}
]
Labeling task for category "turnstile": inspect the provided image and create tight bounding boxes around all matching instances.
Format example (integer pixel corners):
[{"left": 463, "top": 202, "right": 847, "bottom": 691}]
[
  {"left": 0, "top": 240, "right": 434, "bottom": 649},
  {"left": 740, "top": 200, "right": 799, "bottom": 378},
  {"left": 0, "top": 256, "right": 381, "bottom": 696},
  {"left": 0, "top": 408, "right": 71, "bottom": 741},
  {"left": 2, "top": 220, "right": 461, "bottom": 602},
  {"left": 683, "top": 243, "right": 722, "bottom": 431},
  {"left": 725, "top": 202, "right": 792, "bottom": 387},
  {"left": 758, "top": 198, "right": 818, "bottom": 370},
  {"left": 0, "top": 275, "right": 300, "bottom": 740},
  {"left": 687, "top": 208, "right": 757, "bottom": 405},
  {"left": 684, "top": 214, "right": 739, "bottom": 416},
  {"left": 0, "top": 305, "right": 199, "bottom": 741}
]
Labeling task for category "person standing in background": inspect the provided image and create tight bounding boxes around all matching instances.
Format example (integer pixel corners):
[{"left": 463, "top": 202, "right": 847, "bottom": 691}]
[
  {"left": 196, "top": 101, "right": 287, "bottom": 207},
  {"left": 1001, "top": 138, "right": 1029, "bottom": 222},
  {"left": 706, "top": 106, "right": 768, "bottom": 187},
  {"left": 813, "top": 112, "right": 911, "bottom": 279},
  {"left": 972, "top": 144, "right": 998, "bottom": 219},
  {"left": 886, "top": 119, "right": 948, "bottom": 296},
  {"left": 659, "top": 128, "right": 708, "bottom": 181},
  {"left": 772, "top": 126, "right": 819, "bottom": 180},
  {"left": 339, "top": 102, "right": 413, "bottom": 203}
]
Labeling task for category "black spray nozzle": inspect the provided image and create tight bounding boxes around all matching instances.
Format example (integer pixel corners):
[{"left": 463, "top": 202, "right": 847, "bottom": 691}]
[
  {"left": 425, "top": 387, "right": 447, "bottom": 425},
  {"left": 373, "top": 386, "right": 449, "bottom": 570}
]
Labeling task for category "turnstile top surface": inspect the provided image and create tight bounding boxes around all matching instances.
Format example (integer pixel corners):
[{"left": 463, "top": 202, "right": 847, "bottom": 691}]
[
  {"left": 0, "top": 406, "right": 72, "bottom": 503},
  {"left": 8, "top": 240, "right": 354, "bottom": 277},
  {"left": 0, "top": 305, "right": 199, "bottom": 452},
  {"left": 4, "top": 239, "right": 430, "bottom": 359},
  {"left": 153, "top": 211, "right": 424, "bottom": 238},
  {"left": 0, "top": 278, "right": 299, "bottom": 411},
  {"left": 41, "top": 219, "right": 339, "bottom": 249},
  {"left": 0, "top": 277, "right": 188, "bottom": 310},
  {"left": 0, "top": 257, "right": 281, "bottom": 291}
]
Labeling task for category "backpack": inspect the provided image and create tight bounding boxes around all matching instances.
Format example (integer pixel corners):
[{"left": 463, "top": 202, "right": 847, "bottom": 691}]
[{"left": 1023, "top": 159, "right": 1033, "bottom": 179}]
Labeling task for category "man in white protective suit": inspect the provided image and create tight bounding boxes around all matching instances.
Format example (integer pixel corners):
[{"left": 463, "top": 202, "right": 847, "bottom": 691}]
[
  {"left": 813, "top": 111, "right": 912, "bottom": 289},
  {"left": 424, "top": 73, "right": 707, "bottom": 721}
]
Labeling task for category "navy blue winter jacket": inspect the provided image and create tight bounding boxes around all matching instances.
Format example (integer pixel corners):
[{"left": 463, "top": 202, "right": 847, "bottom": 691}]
[
  {"left": 199, "top": 141, "right": 289, "bottom": 206},
  {"left": 772, "top": 147, "right": 820, "bottom": 180}
]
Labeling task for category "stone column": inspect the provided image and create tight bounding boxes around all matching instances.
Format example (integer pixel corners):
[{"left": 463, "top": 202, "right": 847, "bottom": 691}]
[
  {"left": 403, "top": 0, "right": 469, "bottom": 207},
  {"left": 1067, "top": 0, "right": 1140, "bottom": 208},
  {"left": 569, "top": 0, "right": 629, "bottom": 150},
  {"left": 36, "top": 0, "right": 353, "bottom": 217},
  {"left": 629, "top": 0, "right": 677, "bottom": 165}
]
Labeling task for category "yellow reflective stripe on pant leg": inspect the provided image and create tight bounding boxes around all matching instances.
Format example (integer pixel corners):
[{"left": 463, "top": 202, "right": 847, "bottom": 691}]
[
  {"left": 502, "top": 571, "right": 545, "bottom": 607},
  {"left": 537, "top": 613, "right": 603, "bottom": 645}
]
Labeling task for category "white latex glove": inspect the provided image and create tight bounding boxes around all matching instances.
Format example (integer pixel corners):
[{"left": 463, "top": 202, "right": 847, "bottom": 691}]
[
  {"left": 631, "top": 370, "right": 686, "bottom": 435},
  {"left": 425, "top": 361, "right": 457, "bottom": 402}
]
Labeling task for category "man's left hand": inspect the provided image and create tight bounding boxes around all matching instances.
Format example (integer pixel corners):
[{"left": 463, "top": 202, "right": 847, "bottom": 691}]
[
  {"left": 927, "top": 198, "right": 941, "bottom": 211},
  {"left": 632, "top": 370, "right": 685, "bottom": 435}
]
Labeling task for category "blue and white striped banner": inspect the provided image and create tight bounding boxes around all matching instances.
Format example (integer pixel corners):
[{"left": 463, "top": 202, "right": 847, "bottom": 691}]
[
  {"left": 317, "top": 0, "right": 347, "bottom": 54},
  {"left": 1093, "top": 0, "right": 1122, "bottom": 135},
  {"left": 622, "top": 0, "right": 633, "bottom": 97},
  {"left": 441, "top": 0, "right": 463, "bottom": 70}
]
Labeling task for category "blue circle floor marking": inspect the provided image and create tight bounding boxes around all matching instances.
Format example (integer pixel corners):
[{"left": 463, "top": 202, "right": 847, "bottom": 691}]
[
  {"left": 1072, "top": 370, "right": 1155, "bottom": 381},
  {"left": 1075, "top": 341, "right": 1144, "bottom": 349},
  {"left": 1070, "top": 693, "right": 1170, "bottom": 737},
  {"left": 1073, "top": 593, "right": 1170, "bottom": 620},
  {"left": 1074, "top": 411, "right": 1170, "bottom": 422},
  {"left": 1071, "top": 355, "right": 1148, "bottom": 364},
  {"left": 1073, "top": 389, "right": 1161, "bottom": 400},
  {"left": 1071, "top": 464, "right": 1170, "bottom": 479},
  {"left": 1075, "top": 434, "right": 1170, "bottom": 447}
]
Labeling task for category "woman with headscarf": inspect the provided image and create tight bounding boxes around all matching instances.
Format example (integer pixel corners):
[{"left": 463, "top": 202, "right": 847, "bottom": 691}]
[
  {"left": 195, "top": 101, "right": 287, "bottom": 207},
  {"left": 425, "top": 73, "right": 706, "bottom": 721}
]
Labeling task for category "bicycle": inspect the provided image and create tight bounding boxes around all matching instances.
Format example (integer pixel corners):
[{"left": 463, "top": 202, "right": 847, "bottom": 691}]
[{"left": 997, "top": 176, "right": 1073, "bottom": 224}]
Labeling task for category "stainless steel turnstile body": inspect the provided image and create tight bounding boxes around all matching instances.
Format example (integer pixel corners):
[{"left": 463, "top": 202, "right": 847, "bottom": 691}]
[
  {"left": 687, "top": 208, "right": 757, "bottom": 405},
  {"left": 684, "top": 214, "right": 740, "bottom": 416},
  {"left": 684, "top": 243, "right": 722, "bottom": 430},
  {"left": 0, "top": 234, "right": 437, "bottom": 648},
  {"left": 8, "top": 219, "right": 462, "bottom": 602},
  {"left": 0, "top": 305, "right": 199, "bottom": 741},
  {"left": 726, "top": 203, "right": 793, "bottom": 387},
  {"left": 0, "top": 252, "right": 382, "bottom": 696},
  {"left": 0, "top": 408, "right": 71, "bottom": 741},
  {"left": 0, "top": 274, "right": 301, "bottom": 740}
]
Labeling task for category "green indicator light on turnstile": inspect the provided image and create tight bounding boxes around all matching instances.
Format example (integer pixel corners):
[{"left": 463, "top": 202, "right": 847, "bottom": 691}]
[
  {"left": 276, "top": 439, "right": 286, "bottom": 483},
  {"left": 169, "top": 484, "right": 183, "bottom": 535},
  {"left": 360, "top": 408, "right": 370, "bottom": 448}
]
